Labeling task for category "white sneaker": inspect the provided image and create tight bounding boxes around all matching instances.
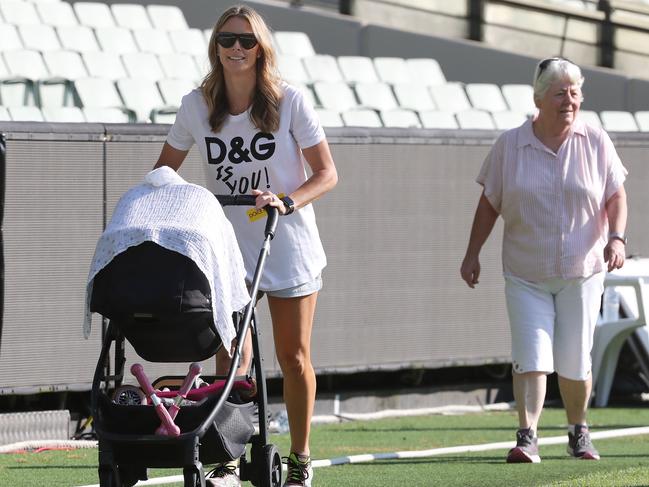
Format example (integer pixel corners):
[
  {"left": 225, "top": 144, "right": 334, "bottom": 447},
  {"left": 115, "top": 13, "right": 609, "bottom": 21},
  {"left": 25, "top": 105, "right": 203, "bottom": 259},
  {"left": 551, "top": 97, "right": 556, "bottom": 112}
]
[
  {"left": 283, "top": 452, "right": 313, "bottom": 487},
  {"left": 206, "top": 461, "right": 241, "bottom": 487}
]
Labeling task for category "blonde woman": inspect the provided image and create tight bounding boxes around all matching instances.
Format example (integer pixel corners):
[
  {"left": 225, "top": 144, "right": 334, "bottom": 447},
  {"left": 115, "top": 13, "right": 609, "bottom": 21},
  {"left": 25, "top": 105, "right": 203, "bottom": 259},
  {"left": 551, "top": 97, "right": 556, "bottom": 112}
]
[{"left": 154, "top": 5, "right": 337, "bottom": 486}]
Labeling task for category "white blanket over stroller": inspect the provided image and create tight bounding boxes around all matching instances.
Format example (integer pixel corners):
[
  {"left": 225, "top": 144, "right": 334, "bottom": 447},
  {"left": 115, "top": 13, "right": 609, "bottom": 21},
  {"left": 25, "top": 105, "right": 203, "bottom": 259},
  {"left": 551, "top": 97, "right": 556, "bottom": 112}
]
[{"left": 83, "top": 166, "right": 250, "bottom": 352}]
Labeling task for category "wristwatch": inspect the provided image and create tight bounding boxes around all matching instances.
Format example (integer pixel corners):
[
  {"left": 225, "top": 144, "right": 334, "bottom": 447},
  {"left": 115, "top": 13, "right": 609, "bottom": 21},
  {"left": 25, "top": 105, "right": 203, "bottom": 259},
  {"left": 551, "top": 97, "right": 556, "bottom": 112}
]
[
  {"left": 609, "top": 232, "right": 627, "bottom": 245},
  {"left": 280, "top": 195, "right": 295, "bottom": 215}
]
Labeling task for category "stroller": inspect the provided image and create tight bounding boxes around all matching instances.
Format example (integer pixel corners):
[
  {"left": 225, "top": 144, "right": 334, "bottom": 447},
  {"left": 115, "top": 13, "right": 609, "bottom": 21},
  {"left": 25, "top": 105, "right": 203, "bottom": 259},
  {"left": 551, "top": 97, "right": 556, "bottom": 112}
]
[{"left": 88, "top": 184, "right": 282, "bottom": 487}]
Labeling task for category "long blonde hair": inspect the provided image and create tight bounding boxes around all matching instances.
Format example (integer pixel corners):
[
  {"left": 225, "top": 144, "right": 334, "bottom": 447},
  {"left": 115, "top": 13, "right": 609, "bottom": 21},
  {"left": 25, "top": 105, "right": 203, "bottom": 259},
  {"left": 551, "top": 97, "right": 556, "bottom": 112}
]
[{"left": 201, "top": 5, "right": 282, "bottom": 133}]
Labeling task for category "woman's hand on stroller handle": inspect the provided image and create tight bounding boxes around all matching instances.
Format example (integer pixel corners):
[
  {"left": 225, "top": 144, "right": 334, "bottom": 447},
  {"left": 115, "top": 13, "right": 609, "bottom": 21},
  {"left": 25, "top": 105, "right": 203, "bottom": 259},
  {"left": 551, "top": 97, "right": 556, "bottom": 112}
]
[{"left": 215, "top": 193, "right": 279, "bottom": 240}]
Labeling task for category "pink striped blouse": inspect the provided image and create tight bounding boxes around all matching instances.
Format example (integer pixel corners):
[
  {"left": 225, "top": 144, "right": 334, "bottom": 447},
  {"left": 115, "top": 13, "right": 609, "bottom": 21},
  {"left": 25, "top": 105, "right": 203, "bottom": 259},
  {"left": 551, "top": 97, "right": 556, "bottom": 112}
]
[{"left": 478, "top": 117, "right": 627, "bottom": 281}]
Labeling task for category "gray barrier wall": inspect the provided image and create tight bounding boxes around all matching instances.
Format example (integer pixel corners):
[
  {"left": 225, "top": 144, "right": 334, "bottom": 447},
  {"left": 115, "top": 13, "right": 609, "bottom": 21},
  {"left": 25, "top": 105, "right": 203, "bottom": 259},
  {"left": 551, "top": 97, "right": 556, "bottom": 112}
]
[{"left": 1, "top": 122, "right": 648, "bottom": 394}]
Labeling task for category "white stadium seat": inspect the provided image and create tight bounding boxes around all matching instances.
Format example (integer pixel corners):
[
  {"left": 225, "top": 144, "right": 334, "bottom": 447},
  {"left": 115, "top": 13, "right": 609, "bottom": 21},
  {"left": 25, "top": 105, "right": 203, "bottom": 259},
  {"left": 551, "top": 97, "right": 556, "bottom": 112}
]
[
  {"left": 315, "top": 108, "right": 344, "bottom": 127},
  {"left": 110, "top": 3, "right": 153, "bottom": 30},
  {"left": 73, "top": 2, "right": 116, "bottom": 29},
  {"left": 35, "top": 1, "right": 79, "bottom": 28},
  {"left": 56, "top": 25, "right": 101, "bottom": 53},
  {"left": 600, "top": 110, "right": 639, "bottom": 132},
  {"left": 406, "top": 58, "right": 446, "bottom": 86},
  {"left": 456, "top": 109, "right": 496, "bottom": 130},
  {"left": 373, "top": 57, "right": 412, "bottom": 85},
  {"left": 274, "top": 31, "right": 316, "bottom": 58},
  {"left": 393, "top": 83, "right": 436, "bottom": 111},
  {"left": 354, "top": 82, "right": 399, "bottom": 111},
  {"left": 501, "top": 84, "right": 537, "bottom": 115},
  {"left": 146, "top": 5, "right": 189, "bottom": 31},
  {"left": 429, "top": 83, "right": 472, "bottom": 113},
  {"left": 302, "top": 55, "right": 343, "bottom": 83},
  {"left": 381, "top": 108, "right": 422, "bottom": 128},
  {"left": 342, "top": 108, "right": 383, "bottom": 127},
  {"left": 465, "top": 83, "right": 509, "bottom": 112},
  {"left": 418, "top": 110, "right": 459, "bottom": 129},
  {"left": 312, "top": 81, "right": 358, "bottom": 112},
  {"left": 337, "top": 56, "right": 379, "bottom": 83},
  {"left": 122, "top": 52, "right": 165, "bottom": 82}
]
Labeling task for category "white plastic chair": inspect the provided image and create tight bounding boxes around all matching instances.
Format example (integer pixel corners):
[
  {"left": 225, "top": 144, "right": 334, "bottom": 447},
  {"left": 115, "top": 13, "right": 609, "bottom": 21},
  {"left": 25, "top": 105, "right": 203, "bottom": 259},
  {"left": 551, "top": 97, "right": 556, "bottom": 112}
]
[
  {"left": 111, "top": 3, "right": 153, "bottom": 30},
  {"left": 18, "top": 24, "right": 62, "bottom": 52},
  {"left": 273, "top": 31, "right": 316, "bottom": 58},
  {"left": 35, "top": 1, "right": 79, "bottom": 28},
  {"left": 7, "top": 105, "right": 44, "bottom": 121},
  {"left": 315, "top": 108, "right": 343, "bottom": 127},
  {"left": 342, "top": 108, "right": 382, "bottom": 127},
  {"left": 82, "top": 51, "right": 127, "bottom": 81},
  {"left": 492, "top": 111, "right": 528, "bottom": 130},
  {"left": 0, "top": 23, "right": 24, "bottom": 51},
  {"left": 337, "top": 56, "right": 379, "bottom": 83},
  {"left": 429, "top": 83, "right": 472, "bottom": 113},
  {"left": 43, "top": 50, "right": 87, "bottom": 80},
  {"left": 75, "top": 77, "right": 125, "bottom": 110},
  {"left": 122, "top": 52, "right": 165, "bottom": 82},
  {"left": 169, "top": 29, "right": 207, "bottom": 57},
  {"left": 146, "top": 5, "right": 189, "bottom": 31},
  {"left": 95, "top": 26, "right": 139, "bottom": 55},
  {"left": 501, "top": 84, "right": 536, "bottom": 115},
  {"left": 634, "top": 111, "right": 649, "bottom": 131},
  {"left": 42, "top": 105, "right": 85, "bottom": 122},
  {"left": 354, "top": 82, "right": 398, "bottom": 111},
  {"left": 392, "top": 83, "right": 436, "bottom": 111},
  {"left": 380, "top": 108, "right": 421, "bottom": 128},
  {"left": 3, "top": 49, "right": 49, "bottom": 106},
  {"left": 73, "top": 2, "right": 116, "bottom": 29},
  {"left": 116, "top": 77, "right": 168, "bottom": 122},
  {"left": 600, "top": 110, "right": 639, "bottom": 132},
  {"left": 133, "top": 29, "right": 174, "bottom": 55},
  {"left": 276, "top": 55, "right": 310, "bottom": 84},
  {"left": 465, "top": 83, "right": 509, "bottom": 112},
  {"left": 418, "top": 110, "right": 459, "bottom": 129},
  {"left": 0, "top": 106, "right": 10, "bottom": 121},
  {"left": 56, "top": 25, "right": 101, "bottom": 53},
  {"left": 0, "top": 0, "right": 40, "bottom": 26},
  {"left": 373, "top": 57, "right": 412, "bottom": 85},
  {"left": 456, "top": 109, "right": 496, "bottom": 130},
  {"left": 82, "top": 106, "right": 131, "bottom": 123},
  {"left": 158, "top": 53, "right": 201, "bottom": 81},
  {"left": 312, "top": 81, "right": 358, "bottom": 112},
  {"left": 151, "top": 109, "right": 177, "bottom": 124},
  {"left": 406, "top": 58, "right": 446, "bottom": 86},
  {"left": 578, "top": 109, "right": 602, "bottom": 128},
  {"left": 157, "top": 78, "right": 195, "bottom": 107},
  {"left": 302, "top": 55, "right": 343, "bottom": 83}
]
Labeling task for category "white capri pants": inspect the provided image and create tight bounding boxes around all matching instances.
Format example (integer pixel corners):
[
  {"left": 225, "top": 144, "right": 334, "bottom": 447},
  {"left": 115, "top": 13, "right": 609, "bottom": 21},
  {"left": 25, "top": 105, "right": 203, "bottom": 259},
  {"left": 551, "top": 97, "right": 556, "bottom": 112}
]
[{"left": 504, "top": 272, "right": 605, "bottom": 381}]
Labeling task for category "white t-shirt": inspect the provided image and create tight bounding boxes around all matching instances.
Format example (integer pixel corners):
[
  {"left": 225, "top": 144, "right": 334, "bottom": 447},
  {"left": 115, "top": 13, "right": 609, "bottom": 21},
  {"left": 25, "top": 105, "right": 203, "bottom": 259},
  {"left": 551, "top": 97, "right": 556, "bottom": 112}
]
[{"left": 166, "top": 83, "right": 327, "bottom": 291}]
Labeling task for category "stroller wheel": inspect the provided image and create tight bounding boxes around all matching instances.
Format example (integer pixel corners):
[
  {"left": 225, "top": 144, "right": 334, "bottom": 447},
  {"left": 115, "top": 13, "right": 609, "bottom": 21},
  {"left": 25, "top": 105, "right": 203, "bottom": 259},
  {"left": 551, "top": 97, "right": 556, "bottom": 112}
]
[{"left": 261, "top": 444, "right": 282, "bottom": 487}]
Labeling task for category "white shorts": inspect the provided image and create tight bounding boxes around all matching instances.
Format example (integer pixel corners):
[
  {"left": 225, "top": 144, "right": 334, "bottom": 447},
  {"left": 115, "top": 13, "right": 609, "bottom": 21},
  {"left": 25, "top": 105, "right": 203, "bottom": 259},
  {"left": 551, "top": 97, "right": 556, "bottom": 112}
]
[{"left": 504, "top": 272, "right": 605, "bottom": 381}]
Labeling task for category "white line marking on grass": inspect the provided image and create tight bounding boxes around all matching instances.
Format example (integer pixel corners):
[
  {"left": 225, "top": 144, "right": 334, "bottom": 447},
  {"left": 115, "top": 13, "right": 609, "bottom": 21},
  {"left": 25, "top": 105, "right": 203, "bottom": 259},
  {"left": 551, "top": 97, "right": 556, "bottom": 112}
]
[{"left": 73, "top": 426, "right": 649, "bottom": 486}]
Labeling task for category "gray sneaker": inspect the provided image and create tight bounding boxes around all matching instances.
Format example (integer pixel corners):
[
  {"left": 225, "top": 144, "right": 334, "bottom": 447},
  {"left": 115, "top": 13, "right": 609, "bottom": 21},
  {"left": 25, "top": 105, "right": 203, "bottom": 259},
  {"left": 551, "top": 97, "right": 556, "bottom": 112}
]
[
  {"left": 506, "top": 428, "right": 541, "bottom": 463},
  {"left": 567, "top": 425, "right": 600, "bottom": 460},
  {"left": 206, "top": 461, "right": 241, "bottom": 487},
  {"left": 283, "top": 452, "right": 313, "bottom": 487}
]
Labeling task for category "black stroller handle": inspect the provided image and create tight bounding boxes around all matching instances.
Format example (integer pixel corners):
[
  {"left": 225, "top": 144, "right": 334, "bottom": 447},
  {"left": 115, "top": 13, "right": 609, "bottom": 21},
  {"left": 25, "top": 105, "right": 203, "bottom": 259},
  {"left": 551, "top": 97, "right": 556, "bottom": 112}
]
[{"left": 216, "top": 194, "right": 279, "bottom": 240}]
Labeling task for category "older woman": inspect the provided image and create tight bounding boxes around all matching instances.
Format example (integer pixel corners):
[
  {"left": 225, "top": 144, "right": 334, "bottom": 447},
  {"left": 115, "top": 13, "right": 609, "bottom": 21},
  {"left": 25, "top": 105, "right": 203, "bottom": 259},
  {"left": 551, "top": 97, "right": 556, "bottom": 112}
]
[{"left": 460, "top": 57, "right": 627, "bottom": 463}]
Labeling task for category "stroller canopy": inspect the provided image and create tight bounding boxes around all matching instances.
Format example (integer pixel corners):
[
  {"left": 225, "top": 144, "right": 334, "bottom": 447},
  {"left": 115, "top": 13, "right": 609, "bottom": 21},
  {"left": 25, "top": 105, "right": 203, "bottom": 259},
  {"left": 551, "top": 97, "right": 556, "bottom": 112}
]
[{"left": 84, "top": 166, "right": 250, "bottom": 351}]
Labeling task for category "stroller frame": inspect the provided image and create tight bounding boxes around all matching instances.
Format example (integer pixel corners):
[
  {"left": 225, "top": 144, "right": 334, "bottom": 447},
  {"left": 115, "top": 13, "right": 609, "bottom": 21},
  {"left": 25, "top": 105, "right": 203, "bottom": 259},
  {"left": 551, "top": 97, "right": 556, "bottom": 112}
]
[{"left": 91, "top": 195, "right": 281, "bottom": 487}]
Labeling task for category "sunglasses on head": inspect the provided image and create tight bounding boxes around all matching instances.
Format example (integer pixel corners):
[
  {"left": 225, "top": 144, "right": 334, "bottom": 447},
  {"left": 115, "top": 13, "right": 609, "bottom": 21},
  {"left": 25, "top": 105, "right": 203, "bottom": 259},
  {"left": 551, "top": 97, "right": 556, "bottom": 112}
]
[
  {"left": 536, "top": 56, "right": 576, "bottom": 79},
  {"left": 216, "top": 32, "right": 258, "bottom": 50}
]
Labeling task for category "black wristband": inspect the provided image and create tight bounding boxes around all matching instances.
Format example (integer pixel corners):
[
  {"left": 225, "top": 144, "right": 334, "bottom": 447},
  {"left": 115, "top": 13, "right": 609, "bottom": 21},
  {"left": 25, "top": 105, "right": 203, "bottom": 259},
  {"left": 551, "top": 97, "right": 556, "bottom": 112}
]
[{"left": 281, "top": 196, "right": 295, "bottom": 215}]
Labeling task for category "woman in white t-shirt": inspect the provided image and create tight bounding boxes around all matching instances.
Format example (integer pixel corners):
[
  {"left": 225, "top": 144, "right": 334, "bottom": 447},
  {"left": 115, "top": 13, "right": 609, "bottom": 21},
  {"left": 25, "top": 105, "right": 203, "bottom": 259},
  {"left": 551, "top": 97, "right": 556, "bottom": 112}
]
[{"left": 154, "top": 5, "right": 337, "bottom": 486}]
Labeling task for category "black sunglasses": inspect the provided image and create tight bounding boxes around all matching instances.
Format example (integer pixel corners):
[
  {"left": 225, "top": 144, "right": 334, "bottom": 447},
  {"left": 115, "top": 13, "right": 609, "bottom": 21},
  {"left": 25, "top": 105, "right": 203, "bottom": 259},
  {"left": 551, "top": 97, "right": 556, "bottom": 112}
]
[{"left": 215, "top": 32, "right": 258, "bottom": 50}]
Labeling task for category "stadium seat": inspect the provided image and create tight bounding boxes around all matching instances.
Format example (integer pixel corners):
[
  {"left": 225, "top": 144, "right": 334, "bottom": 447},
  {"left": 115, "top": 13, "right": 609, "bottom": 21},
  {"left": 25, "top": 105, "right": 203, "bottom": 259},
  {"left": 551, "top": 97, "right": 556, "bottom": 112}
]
[
  {"left": 406, "top": 58, "right": 446, "bottom": 86},
  {"left": 82, "top": 51, "right": 127, "bottom": 80},
  {"left": 74, "top": 77, "right": 129, "bottom": 115},
  {"left": 18, "top": 24, "right": 62, "bottom": 52},
  {"left": 151, "top": 110, "right": 177, "bottom": 124},
  {"left": 380, "top": 108, "right": 422, "bottom": 128},
  {"left": 95, "top": 26, "right": 139, "bottom": 54},
  {"left": 501, "top": 84, "right": 537, "bottom": 115},
  {"left": 82, "top": 106, "right": 131, "bottom": 123},
  {"left": 276, "top": 55, "right": 310, "bottom": 84},
  {"left": 157, "top": 78, "right": 195, "bottom": 107},
  {"left": 600, "top": 110, "right": 639, "bottom": 131},
  {"left": 354, "top": 82, "right": 399, "bottom": 111},
  {"left": 373, "top": 57, "right": 412, "bottom": 85},
  {"left": 73, "top": 2, "right": 116, "bottom": 29},
  {"left": 302, "top": 55, "right": 344, "bottom": 83},
  {"left": 158, "top": 53, "right": 201, "bottom": 81},
  {"left": 169, "top": 29, "right": 208, "bottom": 57},
  {"left": 0, "top": 106, "right": 10, "bottom": 121},
  {"left": 273, "top": 31, "right": 316, "bottom": 58},
  {"left": 465, "top": 83, "right": 509, "bottom": 112},
  {"left": 337, "top": 56, "right": 380, "bottom": 83},
  {"left": 122, "top": 52, "right": 165, "bottom": 82},
  {"left": 42, "top": 50, "right": 88, "bottom": 90},
  {"left": 342, "top": 108, "right": 383, "bottom": 127},
  {"left": 578, "top": 109, "right": 602, "bottom": 127},
  {"left": 315, "top": 108, "right": 344, "bottom": 127},
  {"left": 0, "top": 23, "right": 24, "bottom": 51},
  {"left": 392, "top": 83, "right": 436, "bottom": 111},
  {"left": 292, "top": 82, "right": 317, "bottom": 108},
  {"left": 2, "top": 49, "right": 50, "bottom": 105},
  {"left": 312, "top": 81, "right": 358, "bottom": 112},
  {"left": 429, "top": 83, "right": 472, "bottom": 113},
  {"left": 35, "top": 1, "right": 79, "bottom": 28},
  {"left": 56, "top": 25, "right": 101, "bottom": 53},
  {"left": 7, "top": 105, "right": 44, "bottom": 121},
  {"left": 146, "top": 4, "right": 189, "bottom": 31},
  {"left": 492, "top": 111, "right": 528, "bottom": 130},
  {"left": 418, "top": 110, "right": 459, "bottom": 129},
  {"left": 110, "top": 3, "right": 153, "bottom": 30},
  {"left": 133, "top": 29, "right": 175, "bottom": 55},
  {"left": 456, "top": 109, "right": 496, "bottom": 129},
  {"left": 634, "top": 111, "right": 649, "bottom": 131},
  {"left": 116, "top": 77, "right": 169, "bottom": 122},
  {"left": 42, "top": 105, "right": 85, "bottom": 122},
  {"left": 0, "top": 0, "right": 41, "bottom": 26}
]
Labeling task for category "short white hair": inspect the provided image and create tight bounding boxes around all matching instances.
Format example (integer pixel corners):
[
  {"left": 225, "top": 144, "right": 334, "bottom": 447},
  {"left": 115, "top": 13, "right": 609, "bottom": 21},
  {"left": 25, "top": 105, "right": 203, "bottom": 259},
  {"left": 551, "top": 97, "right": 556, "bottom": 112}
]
[{"left": 533, "top": 57, "right": 584, "bottom": 101}]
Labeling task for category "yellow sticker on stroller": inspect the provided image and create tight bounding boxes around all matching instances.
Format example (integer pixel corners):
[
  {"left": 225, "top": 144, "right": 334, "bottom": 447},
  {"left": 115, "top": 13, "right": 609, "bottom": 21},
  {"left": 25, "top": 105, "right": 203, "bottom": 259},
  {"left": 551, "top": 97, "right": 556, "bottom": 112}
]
[{"left": 246, "top": 193, "right": 285, "bottom": 222}]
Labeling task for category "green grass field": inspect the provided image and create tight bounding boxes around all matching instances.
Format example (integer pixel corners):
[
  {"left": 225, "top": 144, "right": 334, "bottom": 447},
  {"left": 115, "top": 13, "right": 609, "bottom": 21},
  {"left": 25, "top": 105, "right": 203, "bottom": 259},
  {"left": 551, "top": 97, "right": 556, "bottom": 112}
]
[{"left": 2, "top": 407, "right": 649, "bottom": 486}]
